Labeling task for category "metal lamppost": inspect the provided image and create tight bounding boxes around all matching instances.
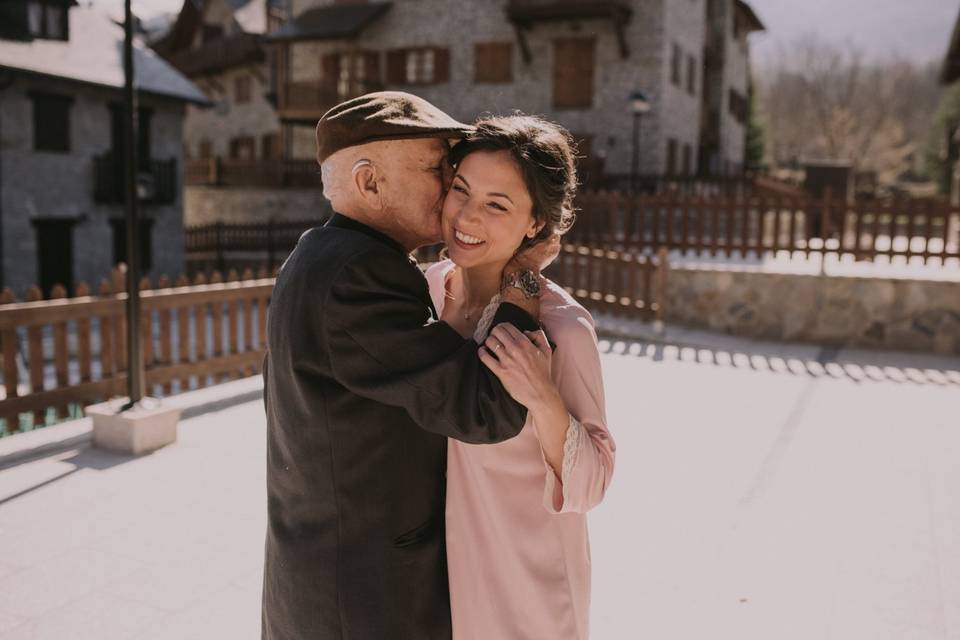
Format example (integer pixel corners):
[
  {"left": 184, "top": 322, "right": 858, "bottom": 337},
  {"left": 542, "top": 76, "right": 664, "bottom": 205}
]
[
  {"left": 121, "top": 0, "right": 144, "bottom": 409},
  {"left": 629, "top": 90, "right": 651, "bottom": 195}
]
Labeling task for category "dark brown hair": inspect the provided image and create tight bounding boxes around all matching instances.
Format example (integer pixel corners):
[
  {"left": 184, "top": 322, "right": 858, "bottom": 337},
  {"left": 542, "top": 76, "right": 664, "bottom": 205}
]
[{"left": 449, "top": 114, "right": 578, "bottom": 248}]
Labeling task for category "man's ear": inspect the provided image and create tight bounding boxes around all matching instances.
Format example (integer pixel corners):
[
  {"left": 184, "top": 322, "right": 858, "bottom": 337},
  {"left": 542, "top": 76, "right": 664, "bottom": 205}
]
[{"left": 352, "top": 160, "right": 382, "bottom": 209}]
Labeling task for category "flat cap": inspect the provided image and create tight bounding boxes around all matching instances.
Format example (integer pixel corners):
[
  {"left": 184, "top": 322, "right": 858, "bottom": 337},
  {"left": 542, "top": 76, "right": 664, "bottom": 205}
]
[{"left": 315, "top": 91, "right": 474, "bottom": 163}]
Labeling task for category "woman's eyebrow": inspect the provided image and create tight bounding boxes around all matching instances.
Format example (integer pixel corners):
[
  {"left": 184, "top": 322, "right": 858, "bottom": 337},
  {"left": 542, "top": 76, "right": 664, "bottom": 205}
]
[{"left": 454, "top": 174, "right": 470, "bottom": 188}]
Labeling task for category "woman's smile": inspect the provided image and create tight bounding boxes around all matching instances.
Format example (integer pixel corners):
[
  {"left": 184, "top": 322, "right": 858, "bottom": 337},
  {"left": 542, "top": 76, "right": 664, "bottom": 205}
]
[{"left": 453, "top": 228, "right": 486, "bottom": 248}]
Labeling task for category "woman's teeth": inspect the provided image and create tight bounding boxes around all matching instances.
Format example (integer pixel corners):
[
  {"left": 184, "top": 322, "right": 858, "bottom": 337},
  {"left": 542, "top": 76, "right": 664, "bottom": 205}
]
[{"left": 455, "top": 230, "right": 484, "bottom": 245}]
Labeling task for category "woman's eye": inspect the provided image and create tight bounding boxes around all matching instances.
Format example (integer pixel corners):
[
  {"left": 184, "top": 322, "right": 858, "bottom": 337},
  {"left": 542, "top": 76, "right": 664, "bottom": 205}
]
[
  {"left": 487, "top": 202, "right": 508, "bottom": 212},
  {"left": 452, "top": 185, "right": 468, "bottom": 194}
]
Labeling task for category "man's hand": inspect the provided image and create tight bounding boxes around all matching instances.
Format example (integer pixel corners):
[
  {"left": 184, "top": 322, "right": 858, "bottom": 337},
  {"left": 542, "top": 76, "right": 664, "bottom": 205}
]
[
  {"left": 498, "top": 234, "right": 561, "bottom": 320},
  {"left": 505, "top": 233, "right": 561, "bottom": 276}
]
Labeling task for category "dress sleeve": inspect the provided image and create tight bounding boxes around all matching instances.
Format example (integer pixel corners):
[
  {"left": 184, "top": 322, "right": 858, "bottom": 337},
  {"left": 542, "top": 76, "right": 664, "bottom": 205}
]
[
  {"left": 540, "top": 312, "right": 616, "bottom": 514},
  {"left": 324, "top": 247, "right": 529, "bottom": 444}
]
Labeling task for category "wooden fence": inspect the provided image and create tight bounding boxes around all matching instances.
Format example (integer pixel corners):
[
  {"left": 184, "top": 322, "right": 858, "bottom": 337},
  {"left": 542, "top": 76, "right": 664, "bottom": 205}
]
[
  {"left": 1, "top": 242, "right": 666, "bottom": 435},
  {"left": 548, "top": 244, "right": 667, "bottom": 322},
  {"left": 185, "top": 158, "right": 320, "bottom": 188},
  {"left": 567, "top": 191, "right": 960, "bottom": 265},
  {"left": 185, "top": 219, "right": 326, "bottom": 272},
  {"left": 0, "top": 266, "right": 274, "bottom": 435}
]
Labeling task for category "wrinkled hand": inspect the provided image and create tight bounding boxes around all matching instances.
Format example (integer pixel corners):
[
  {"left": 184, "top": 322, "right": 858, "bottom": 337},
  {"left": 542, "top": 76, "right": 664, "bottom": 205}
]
[
  {"left": 504, "top": 233, "right": 562, "bottom": 277},
  {"left": 478, "top": 324, "right": 557, "bottom": 411}
]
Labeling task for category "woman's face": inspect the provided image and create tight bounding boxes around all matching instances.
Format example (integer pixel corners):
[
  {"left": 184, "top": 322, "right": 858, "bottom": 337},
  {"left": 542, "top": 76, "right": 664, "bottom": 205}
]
[{"left": 441, "top": 150, "right": 540, "bottom": 269}]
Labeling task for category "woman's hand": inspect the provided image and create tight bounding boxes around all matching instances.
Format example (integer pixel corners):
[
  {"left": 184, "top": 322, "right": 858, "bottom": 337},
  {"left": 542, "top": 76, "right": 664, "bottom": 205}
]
[{"left": 478, "top": 324, "right": 560, "bottom": 411}]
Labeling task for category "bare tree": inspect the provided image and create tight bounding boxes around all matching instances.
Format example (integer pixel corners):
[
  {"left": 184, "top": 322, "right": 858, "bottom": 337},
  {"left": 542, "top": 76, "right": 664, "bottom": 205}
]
[{"left": 758, "top": 35, "right": 940, "bottom": 185}]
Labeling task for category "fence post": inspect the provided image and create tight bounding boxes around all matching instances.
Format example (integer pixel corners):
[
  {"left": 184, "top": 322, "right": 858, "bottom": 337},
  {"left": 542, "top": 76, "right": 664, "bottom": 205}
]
[
  {"left": 655, "top": 246, "right": 668, "bottom": 324},
  {"left": 215, "top": 221, "right": 225, "bottom": 274},
  {"left": 267, "top": 218, "right": 275, "bottom": 271}
]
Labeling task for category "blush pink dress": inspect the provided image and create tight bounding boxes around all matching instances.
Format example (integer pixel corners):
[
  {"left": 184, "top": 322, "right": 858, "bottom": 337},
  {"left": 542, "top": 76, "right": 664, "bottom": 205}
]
[{"left": 425, "top": 260, "right": 616, "bottom": 640}]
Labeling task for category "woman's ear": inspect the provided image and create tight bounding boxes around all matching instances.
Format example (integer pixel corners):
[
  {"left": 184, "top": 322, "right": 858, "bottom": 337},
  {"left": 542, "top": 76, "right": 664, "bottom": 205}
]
[{"left": 527, "top": 220, "right": 546, "bottom": 239}]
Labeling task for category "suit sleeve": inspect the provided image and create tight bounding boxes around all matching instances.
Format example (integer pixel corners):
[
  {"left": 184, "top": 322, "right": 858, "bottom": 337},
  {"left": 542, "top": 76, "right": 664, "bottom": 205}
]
[{"left": 323, "top": 248, "right": 529, "bottom": 444}]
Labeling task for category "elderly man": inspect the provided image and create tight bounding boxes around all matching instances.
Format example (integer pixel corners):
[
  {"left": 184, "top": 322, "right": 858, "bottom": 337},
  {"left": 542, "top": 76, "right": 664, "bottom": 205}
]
[{"left": 261, "top": 92, "right": 549, "bottom": 639}]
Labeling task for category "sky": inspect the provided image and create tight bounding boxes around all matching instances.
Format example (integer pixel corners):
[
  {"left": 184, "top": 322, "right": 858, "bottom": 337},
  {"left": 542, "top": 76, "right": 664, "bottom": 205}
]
[
  {"left": 746, "top": 0, "right": 956, "bottom": 69},
  {"left": 86, "top": 0, "right": 959, "bottom": 69}
]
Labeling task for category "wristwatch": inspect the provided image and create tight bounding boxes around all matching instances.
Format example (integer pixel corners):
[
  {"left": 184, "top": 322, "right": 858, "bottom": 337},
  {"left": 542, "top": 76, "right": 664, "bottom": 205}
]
[{"left": 502, "top": 269, "right": 542, "bottom": 299}]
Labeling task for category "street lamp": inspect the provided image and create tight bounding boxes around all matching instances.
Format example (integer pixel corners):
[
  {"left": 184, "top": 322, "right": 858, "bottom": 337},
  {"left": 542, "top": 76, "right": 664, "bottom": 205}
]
[
  {"left": 629, "top": 90, "right": 651, "bottom": 195},
  {"left": 121, "top": 0, "right": 144, "bottom": 409}
]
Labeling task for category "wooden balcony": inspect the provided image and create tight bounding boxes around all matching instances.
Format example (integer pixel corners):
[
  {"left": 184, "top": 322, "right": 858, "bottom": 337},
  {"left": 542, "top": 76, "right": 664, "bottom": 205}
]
[
  {"left": 163, "top": 33, "right": 265, "bottom": 78},
  {"left": 277, "top": 79, "right": 384, "bottom": 122},
  {"left": 505, "top": 0, "right": 632, "bottom": 60},
  {"left": 93, "top": 154, "right": 177, "bottom": 205},
  {"left": 185, "top": 158, "right": 320, "bottom": 189}
]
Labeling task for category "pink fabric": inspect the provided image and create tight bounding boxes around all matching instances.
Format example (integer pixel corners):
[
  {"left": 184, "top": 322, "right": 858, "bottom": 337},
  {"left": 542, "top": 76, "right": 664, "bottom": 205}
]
[{"left": 425, "top": 260, "right": 616, "bottom": 640}]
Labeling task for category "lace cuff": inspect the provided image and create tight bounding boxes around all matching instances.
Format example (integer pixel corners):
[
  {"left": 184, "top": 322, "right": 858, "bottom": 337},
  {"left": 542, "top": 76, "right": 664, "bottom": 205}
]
[
  {"left": 561, "top": 414, "right": 583, "bottom": 488},
  {"left": 472, "top": 293, "right": 502, "bottom": 343}
]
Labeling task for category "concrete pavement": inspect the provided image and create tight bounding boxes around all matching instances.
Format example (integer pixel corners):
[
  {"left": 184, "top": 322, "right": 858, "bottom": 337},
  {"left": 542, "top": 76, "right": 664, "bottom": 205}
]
[{"left": 0, "top": 333, "right": 958, "bottom": 639}]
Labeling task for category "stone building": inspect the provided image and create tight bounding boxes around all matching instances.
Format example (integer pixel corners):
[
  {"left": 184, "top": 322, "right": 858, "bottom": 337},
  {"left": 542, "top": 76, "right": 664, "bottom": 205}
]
[
  {"left": 154, "top": 0, "right": 333, "bottom": 225},
  {"left": 0, "top": 2, "right": 206, "bottom": 296},
  {"left": 269, "top": 0, "right": 764, "bottom": 178}
]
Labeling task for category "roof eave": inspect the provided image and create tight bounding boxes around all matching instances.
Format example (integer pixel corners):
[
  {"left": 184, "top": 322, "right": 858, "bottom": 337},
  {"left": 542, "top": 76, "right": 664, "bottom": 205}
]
[{"left": 0, "top": 64, "right": 211, "bottom": 107}]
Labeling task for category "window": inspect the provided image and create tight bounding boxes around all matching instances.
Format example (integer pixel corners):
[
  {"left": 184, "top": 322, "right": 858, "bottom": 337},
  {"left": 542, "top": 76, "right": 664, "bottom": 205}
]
[
  {"left": 671, "top": 43, "right": 682, "bottom": 87},
  {"left": 728, "top": 89, "right": 748, "bottom": 124},
  {"left": 25, "top": 1, "right": 68, "bottom": 40},
  {"left": 553, "top": 38, "right": 595, "bottom": 110},
  {"left": 474, "top": 42, "right": 512, "bottom": 83},
  {"left": 686, "top": 54, "right": 696, "bottom": 95},
  {"left": 31, "top": 92, "right": 72, "bottom": 152},
  {"left": 261, "top": 133, "right": 280, "bottom": 159},
  {"left": 386, "top": 47, "right": 450, "bottom": 85},
  {"left": 324, "top": 51, "right": 381, "bottom": 97},
  {"left": 666, "top": 138, "right": 678, "bottom": 175},
  {"left": 235, "top": 75, "right": 252, "bottom": 104},
  {"left": 682, "top": 143, "right": 692, "bottom": 175},
  {"left": 229, "top": 136, "right": 256, "bottom": 160},
  {"left": 111, "top": 218, "right": 153, "bottom": 273}
]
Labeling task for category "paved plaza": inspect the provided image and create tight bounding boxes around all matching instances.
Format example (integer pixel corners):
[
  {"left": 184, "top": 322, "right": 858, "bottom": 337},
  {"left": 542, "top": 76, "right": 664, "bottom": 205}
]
[{"left": 0, "top": 331, "right": 958, "bottom": 639}]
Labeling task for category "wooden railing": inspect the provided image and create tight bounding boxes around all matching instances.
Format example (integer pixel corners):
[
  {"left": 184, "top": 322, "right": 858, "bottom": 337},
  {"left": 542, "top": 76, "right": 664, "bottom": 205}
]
[
  {"left": 279, "top": 80, "right": 383, "bottom": 119},
  {"left": 185, "top": 218, "right": 326, "bottom": 272},
  {"left": 185, "top": 158, "right": 320, "bottom": 188},
  {"left": 163, "top": 33, "right": 265, "bottom": 78},
  {"left": 0, "top": 265, "right": 274, "bottom": 435},
  {"left": 547, "top": 244, "right": 667, "bottom": 322},
  {"left": 568, "top": 191, "right": 960, "bottom": 265}
]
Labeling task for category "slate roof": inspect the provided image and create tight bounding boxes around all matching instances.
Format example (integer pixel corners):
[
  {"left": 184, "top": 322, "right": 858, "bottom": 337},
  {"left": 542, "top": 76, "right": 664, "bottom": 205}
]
[
  {"left": 0, "top": 5, "right": 208, "bottom": 104},
  {"left": 268, "top": 2, "right": 392, "bottom": 42}
]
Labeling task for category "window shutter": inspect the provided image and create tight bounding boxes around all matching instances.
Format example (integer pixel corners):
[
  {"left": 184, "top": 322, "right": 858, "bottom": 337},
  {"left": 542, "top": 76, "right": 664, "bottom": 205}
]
[
  {"left": 475, "top": 42, "right": 512, "bottom": 83},
  {"left": 553, "top": 38, "right": 594, "bottom": 109},
  {"left": 433, "top": 47, "right": 450, "bottom": 83},
  {"left": 364, "top": 51, "right": 381, "bottom": 85},
  {"left": 386, "top": 49, "right": 406, "bottom": 84},
  {"left": 322, "top": 53, "right": 341, "bottom": 83}
]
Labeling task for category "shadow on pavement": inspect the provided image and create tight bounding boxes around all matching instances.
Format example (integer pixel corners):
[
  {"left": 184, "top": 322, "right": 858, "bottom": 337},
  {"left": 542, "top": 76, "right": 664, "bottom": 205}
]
[{"left": 598, "top": 337, "right": 960, "bottom": 387}]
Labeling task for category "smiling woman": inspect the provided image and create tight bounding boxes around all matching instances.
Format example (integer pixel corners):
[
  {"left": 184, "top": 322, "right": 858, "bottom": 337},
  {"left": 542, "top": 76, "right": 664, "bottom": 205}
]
[{"left": 426, "top": 115, "right": 616, "bottom": 640}]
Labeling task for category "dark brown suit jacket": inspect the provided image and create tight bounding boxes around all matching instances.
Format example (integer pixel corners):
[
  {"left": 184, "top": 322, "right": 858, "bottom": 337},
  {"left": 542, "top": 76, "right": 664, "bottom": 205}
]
[{"left": 261, "top": 214, "right": 536, "bottom": 639}]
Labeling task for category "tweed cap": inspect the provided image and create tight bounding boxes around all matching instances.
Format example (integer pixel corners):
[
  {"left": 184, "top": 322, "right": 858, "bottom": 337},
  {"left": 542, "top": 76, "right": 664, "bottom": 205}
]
[{"left": 315, "top": 91, "right": 474, "bottom": 163}]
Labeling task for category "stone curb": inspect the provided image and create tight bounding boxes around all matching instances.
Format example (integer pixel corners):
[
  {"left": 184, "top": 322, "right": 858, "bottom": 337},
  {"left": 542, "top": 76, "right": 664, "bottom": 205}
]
[{"left": 0, "top": 375, "right": 265, "bottom": 470}]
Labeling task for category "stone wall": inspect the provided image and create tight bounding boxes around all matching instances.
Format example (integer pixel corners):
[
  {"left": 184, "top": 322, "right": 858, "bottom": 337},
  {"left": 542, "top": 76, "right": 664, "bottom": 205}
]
[
  {"left": 184, "top": 185, "right": 332, "bottom": 226},
  {"left": 665, "top": 266, "right": 960, "bottom": 354},
  {"left": 0, "top": 75, "right": 186, "bottom": 296}
]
